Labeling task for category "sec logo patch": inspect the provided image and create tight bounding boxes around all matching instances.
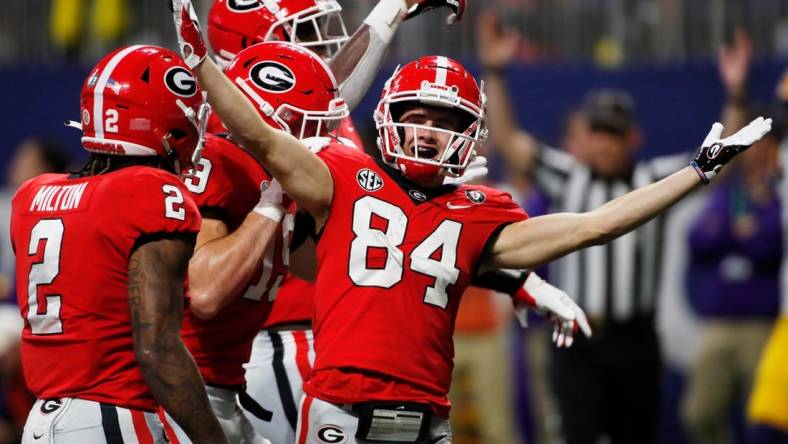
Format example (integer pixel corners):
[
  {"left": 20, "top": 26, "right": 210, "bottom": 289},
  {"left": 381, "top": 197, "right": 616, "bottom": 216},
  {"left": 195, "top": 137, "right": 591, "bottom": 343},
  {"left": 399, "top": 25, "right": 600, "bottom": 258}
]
[{"left": 357, "top": 169, "right": 384, "bottom": 192}]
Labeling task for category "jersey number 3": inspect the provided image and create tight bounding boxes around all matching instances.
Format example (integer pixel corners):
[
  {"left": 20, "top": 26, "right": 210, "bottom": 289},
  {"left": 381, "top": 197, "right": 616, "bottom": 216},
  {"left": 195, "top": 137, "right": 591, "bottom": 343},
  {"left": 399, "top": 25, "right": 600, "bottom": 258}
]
[{"left": 349, "top": 196, "right": 461, "bottom": 309}]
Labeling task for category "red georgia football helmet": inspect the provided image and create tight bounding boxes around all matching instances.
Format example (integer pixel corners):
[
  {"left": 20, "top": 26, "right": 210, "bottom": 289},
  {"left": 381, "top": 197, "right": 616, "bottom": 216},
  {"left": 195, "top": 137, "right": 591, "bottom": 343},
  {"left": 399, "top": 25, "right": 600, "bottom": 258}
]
[
  {"left": 374, "top": 56, "right": 487, "bottom": 183},
  {"left": 77, "top": 45, "right": 210, "bottom": 172},
  {"left": 223, "top": 41, "right": 348, "bottom": 139},
  {"left": 207, "top": 0, "right": 349, "bottom": 66}
]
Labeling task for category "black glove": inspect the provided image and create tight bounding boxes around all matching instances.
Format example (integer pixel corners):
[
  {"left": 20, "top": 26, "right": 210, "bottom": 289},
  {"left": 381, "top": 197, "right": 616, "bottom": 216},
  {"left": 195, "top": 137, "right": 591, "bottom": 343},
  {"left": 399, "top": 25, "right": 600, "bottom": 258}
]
[
  {"left": 691, "top": 117, "right": 772, "bottom": 184},
  {"left": 404, "top": 0, "right": 465, "bottom": 24}
]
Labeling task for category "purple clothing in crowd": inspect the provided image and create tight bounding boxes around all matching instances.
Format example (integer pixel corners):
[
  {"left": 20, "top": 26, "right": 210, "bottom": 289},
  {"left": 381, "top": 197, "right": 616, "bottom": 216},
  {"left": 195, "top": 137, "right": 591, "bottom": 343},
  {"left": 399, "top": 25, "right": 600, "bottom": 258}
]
[{"left": 688, "top": 178, "right": 782, "bottom": 318}]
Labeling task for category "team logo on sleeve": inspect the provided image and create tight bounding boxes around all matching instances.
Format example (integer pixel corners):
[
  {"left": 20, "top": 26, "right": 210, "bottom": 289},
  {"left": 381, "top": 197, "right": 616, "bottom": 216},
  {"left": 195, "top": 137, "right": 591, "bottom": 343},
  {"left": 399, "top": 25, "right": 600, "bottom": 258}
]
[
  {"left": 226, "top": 0, "right": 265, "bottom": 12},
  {"left": 357, "top": 169, "right": 384, "bottom": 192},
  {"left": 164, "top": 67, "right": 198, "bottom": 97},
  {"left": 250, "top": 61, "right": 296, "bottom": 93},
  {"left": 465, "top": 189, "right": 486, "bottom": 204},
  {"left": 316, "top": 425, "right": 346, "bottom": 443}
]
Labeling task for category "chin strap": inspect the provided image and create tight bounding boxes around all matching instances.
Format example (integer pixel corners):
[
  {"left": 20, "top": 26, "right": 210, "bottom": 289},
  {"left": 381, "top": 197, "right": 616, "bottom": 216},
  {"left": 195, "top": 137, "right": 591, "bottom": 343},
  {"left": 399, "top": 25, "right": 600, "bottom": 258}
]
[{"left": 161, "top": 134, "right": 182, "bottom": 175}]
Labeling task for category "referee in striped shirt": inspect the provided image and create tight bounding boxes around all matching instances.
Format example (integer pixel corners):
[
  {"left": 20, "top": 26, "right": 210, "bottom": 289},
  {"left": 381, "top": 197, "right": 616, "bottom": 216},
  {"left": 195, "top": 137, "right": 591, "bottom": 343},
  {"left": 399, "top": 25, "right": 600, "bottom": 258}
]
[{"left": 478, "top": 14, "right": 687, "bottom": 444}]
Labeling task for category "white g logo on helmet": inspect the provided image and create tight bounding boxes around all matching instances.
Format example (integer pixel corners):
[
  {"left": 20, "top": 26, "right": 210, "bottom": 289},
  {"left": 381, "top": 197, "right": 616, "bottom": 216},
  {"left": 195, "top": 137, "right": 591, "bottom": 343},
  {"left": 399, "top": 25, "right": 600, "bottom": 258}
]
[
  {"left": 164, "top": 67, "right": 198, "bottom": 97},
  {"left": 250, "top": 61, "right": 296, "bottom": 93},
  {"left": 226, "top": 0, "right": 265, "bottom": 12}
]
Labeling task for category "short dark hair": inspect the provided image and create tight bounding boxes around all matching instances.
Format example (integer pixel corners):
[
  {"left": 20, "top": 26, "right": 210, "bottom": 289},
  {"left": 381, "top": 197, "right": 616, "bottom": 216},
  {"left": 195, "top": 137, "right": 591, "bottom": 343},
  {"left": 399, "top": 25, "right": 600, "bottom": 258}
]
[{"left": 583, "top": 89, "right": 636, "bottom": 135}]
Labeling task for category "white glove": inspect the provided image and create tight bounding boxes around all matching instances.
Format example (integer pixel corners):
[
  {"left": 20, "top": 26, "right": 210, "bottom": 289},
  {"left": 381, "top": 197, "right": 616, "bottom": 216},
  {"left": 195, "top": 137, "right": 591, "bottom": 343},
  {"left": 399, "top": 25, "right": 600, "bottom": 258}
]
[
  {"left": 690, "top": 116, "right": 772, "bottom": 184},
  {"left": 170, "top": 0, "right": 207, "bottom": 69},
  {"left": 252, "top": 179, "right": 286, "bottom": 223},
  {"left": 443, "top": 155, "right": 488, "bottom": 185},
  {"left": 515, "top": 272, "right": 592, "bottom": 348}
]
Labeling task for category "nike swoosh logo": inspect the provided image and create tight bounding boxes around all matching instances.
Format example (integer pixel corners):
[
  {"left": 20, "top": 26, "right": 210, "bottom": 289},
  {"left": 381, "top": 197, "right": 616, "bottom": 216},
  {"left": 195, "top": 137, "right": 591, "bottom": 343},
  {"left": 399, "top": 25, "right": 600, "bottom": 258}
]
[
  {"left": 33, "top": 433, "right": 44, "bottom": 439},
  {"left": 446, "top": 203, "right": 473, "bottom": 210}
]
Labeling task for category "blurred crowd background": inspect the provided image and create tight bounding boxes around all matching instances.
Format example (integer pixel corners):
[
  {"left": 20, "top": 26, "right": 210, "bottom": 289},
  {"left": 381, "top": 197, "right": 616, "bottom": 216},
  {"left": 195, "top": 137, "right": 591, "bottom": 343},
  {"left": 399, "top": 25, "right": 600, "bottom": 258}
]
[{"left": 2, "top": 1, "right": 788, "bottom": 443}]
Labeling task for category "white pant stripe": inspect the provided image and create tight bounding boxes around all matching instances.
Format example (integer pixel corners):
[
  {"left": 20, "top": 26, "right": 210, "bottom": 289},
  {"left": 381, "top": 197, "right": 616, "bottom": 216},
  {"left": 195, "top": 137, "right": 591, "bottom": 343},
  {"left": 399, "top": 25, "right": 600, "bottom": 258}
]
[
  {"left": 115, "top": 407, "right": 138, "bottom": 443},
  {"left": 244, "top": 329, "right": 315, "bottom": 444}
]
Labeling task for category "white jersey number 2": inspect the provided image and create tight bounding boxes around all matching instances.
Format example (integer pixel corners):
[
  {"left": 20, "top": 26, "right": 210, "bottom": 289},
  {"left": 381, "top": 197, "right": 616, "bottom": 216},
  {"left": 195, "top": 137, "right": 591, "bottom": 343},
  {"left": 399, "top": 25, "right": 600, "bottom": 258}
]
[
  {"left": 349, "top": 196, "right": 461, "bottom": 309},
  {"left": 27, "top": 219, "right": 64, "bottom": 335}
]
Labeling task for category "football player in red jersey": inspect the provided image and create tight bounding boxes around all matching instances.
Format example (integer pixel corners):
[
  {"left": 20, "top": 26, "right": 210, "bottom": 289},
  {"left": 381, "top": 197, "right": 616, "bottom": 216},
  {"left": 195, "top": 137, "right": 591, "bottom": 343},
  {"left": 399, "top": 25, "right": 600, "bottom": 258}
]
[
  {"left": 163, "top": 41, "right": 350, "bottom": 444},
  {"left": 11, "top": 45, "right": 228, "bottom": 443},
  {"left": 177, "top": 1, "right": 472, "bottom": 442},
  {"left": 167, "top": 3, "right": 771, "bottom": 442}
]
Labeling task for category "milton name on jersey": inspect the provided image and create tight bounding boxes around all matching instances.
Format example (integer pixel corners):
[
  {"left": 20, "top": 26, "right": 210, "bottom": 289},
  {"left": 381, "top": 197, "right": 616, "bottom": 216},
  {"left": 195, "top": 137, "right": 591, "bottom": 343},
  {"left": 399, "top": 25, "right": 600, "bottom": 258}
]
[{"left": 11, "top": 168, "right": 200, "bottom": 411}]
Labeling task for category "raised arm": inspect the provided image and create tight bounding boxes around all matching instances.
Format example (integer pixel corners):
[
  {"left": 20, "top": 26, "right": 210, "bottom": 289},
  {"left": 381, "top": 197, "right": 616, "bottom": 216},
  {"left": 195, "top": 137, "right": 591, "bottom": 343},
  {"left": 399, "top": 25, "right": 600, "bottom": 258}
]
[
  {"left": 330, "top": 0, "right": 463, "bottom": 111},
  {"left": 719, "top": 28, "right": 752, "bottom": 135},
  {"left": 483, "top": 118, "right": 772, "bottom": 270},
  {"left": 128, "top": 236, "right": 228, "bottom": 444},
  {"left": 477, "top": 11, "right": 539, "bottom": 176},
  {"left": 171, "top": 0, "right": 332, "bottom": 221}
]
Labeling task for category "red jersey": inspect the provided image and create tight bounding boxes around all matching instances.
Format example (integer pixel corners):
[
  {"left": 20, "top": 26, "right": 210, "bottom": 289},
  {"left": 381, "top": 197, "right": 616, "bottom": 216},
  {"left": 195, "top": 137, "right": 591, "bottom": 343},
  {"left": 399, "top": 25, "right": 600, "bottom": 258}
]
[
  {"left": 11, "top": 167, "right": 200, "bottom": 411},
  {"left": 303, "top": 145, "right": 527, "bottom": 416},
  {"left": 262, "top": 135, "right": 363, "bottom": 328},
  {"left": 180, "top": 134, "right": 292, "bottom": 385},
  {"left": 263, "top": 274, "right": 313, "bottom": 327}
]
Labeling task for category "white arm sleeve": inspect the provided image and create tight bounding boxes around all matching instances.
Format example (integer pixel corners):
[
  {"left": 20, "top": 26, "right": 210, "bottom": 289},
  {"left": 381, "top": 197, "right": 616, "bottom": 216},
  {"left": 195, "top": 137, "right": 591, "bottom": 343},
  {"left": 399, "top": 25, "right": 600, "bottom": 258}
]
[{"left": 338, "top": 0, "right": 406, "bottom": 111}]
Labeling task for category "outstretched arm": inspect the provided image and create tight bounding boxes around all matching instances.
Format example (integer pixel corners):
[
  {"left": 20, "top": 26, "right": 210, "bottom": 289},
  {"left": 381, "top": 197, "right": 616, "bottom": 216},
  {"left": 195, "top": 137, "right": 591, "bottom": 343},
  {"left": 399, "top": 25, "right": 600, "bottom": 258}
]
[
  {"left": 477, "top": 12, "right": 539, "bottom": 176},
  {"left": 483, "top": 118, "right": 772, "bottom": 270},
  {"left": 486, "top": 167, "right": 701, "bottom": 270},
  {"left": 128, "top": 236, "right": 228, "bottom": 444},
  {"left": 171, "top": 0, "right": 332, "bottom": 222}
]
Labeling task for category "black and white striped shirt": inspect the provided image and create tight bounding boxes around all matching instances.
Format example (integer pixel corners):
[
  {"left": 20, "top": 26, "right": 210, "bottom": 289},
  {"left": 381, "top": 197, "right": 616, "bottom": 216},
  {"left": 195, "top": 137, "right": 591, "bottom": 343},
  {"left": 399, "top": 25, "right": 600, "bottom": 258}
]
[{"left": 533, "top": 146, "right": 689, "bottom": 321}]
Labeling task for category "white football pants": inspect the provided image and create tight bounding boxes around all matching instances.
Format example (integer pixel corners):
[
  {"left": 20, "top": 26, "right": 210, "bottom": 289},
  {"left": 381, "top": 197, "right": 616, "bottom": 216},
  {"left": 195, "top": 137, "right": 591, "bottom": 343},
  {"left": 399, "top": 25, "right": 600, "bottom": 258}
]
[
  {"left": 244, "top": 329, "right": 315, "bottom": 444},
  {"left": 22, "top": 398, "right": 166, "bottom": 443}
]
